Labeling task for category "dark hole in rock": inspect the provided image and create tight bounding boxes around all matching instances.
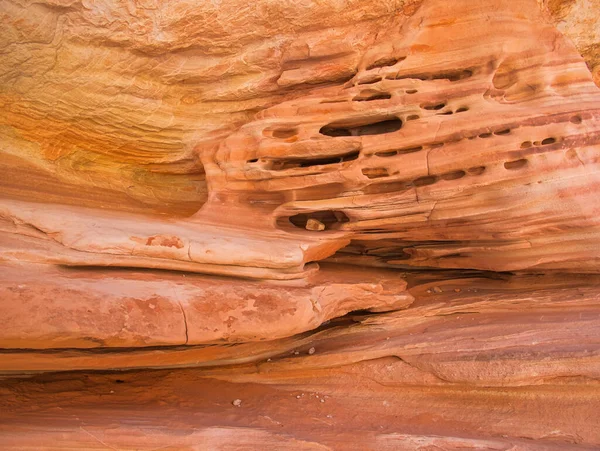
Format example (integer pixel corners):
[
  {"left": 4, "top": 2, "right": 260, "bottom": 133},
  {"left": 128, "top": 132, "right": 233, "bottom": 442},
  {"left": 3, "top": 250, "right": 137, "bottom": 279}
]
[
  {"left": 455, "top": 107, "right": 469, "bottom": 113},
  {"left": 441, "top": 170, "right": 466, "bottom": 180},
  {"left": 570, "top": 115, "right": 582, "bottom": 124},
  {"left": 422, "top": 102, "right": 446, "bottom": 111},
  {"left": 439, "top": 111, "right": 453, "bottom": 115},
  {"left": 479, "top": 132, "right": 492, "bottom": 138},
  {"left": 521, "top": 141, "right": 532, "bottom": 148},
  {"left": 504, "top": 159, "right": 528, "bottom": 170},
  {"left": 406, "top": 89, "right": 418, "bottom": 94},
  {"left": 375, "top": 150, "right": 398, "bottom": 157},
  {"left": 271, "top": 128, "right": 298, "bottom": 139},
  {"left": 432, "top": 69, "right": 473, "bottom": 81},
  {"left": 392, "top": 68, "right": 473, "bottom": 82},
  {"left": 494, "top": 129, "right": 511, "bottom": 135},
  {"left": 413, "top": 175, "right": 438, "bottom": 187},
  {"left": 287, "top": 210, "right": 350, "bottom": 231},
  {"left": 320, "top": 118, "right": 402, "bottom": 137},
  {"left": 247, "top": 158, "right": 259, "bottom": 163},
  {"left": 353, "top": 92, "right": 392, "bottom": 102},
  {"left": 394, "top": 74, "right": 428, "bottom": 81},
  {"left": 406, "top": 114, "right": 420, "bottom": 121},
  {"left": 271, "top": 150, "right": 360, "bottom": 170},
  {"left": 541, "top": 137, "right": 556, "bottom": 145},
  {"left": 467, "top": 166, "right": 486, "bottom": 175},
  {"left": 362, "top": 167, "right": 390, "bottom": 179}
]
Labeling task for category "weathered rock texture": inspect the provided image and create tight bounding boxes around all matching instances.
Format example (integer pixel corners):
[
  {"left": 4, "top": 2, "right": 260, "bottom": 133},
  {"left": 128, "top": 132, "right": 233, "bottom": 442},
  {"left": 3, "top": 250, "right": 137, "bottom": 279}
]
[{"left": 1, "top": 0, "right": 600, "bottom": 448}]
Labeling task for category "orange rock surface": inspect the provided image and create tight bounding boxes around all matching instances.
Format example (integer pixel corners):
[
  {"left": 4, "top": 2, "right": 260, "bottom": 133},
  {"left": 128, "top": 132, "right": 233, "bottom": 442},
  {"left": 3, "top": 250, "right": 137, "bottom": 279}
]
[{"left": 1, "top": 0, "right": 600, "bottom": 448}]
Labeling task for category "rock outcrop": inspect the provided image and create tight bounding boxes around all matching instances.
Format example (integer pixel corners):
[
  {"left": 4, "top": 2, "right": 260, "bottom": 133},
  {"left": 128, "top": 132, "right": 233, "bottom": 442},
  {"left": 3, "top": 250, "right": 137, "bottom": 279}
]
[{"left": 1, "top": 0, "right": 600, "bottom": 448}]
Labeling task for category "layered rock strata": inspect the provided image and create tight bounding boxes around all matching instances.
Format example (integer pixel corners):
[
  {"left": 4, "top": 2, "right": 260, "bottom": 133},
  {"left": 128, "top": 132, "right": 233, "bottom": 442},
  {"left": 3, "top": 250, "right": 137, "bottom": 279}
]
[{"left": 0, "top": 0, "right": 600, "bottom": 449}]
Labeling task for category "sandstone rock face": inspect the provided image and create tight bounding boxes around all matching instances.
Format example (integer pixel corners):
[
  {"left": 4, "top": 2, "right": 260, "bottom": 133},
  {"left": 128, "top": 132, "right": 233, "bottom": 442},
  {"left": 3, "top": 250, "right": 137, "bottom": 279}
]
[{"left": 1, "top": 0, "right": 600, "bottom": 449}]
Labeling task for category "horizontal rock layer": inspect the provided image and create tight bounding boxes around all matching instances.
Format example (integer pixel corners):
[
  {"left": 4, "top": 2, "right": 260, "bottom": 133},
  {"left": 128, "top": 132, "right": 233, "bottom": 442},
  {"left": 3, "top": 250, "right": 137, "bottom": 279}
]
[{"left": 0, "top": 270, "right": 599, "bottom": 449}]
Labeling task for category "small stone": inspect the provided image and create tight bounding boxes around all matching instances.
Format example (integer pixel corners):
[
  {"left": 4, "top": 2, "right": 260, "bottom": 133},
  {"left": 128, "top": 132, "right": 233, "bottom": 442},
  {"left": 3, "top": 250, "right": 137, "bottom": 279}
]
[
  {"left": 426, "top": 289, "right": 432, "bottom": 294},
  {"left": 308, "top": 347, "right": 316, "bottom": 355},
  {"left": 305, "top": 218, "right": 326, "bottom": 231},
  {"left": 232, "top": 399, "right": 242, "bottom": 407},
  {"left": 432, "top": 286, "right": 443, "bottom": 293},
  {"left": 320, "top": 399, "right": 325, "bottom": 403},
  {"left": 267, "top": 358, "right": 271, "bottom": 362},
  {"left": 296, "top": 395, "right": 301, "bottom": 399},
  {"left": 294, "top": 351, "right": 299, "bottom": 355}
]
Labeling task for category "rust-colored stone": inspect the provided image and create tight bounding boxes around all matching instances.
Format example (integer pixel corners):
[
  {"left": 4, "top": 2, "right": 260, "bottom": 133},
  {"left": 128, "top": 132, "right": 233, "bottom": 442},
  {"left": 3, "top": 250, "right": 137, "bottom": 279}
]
[{"left": 0, "top": 0, "right": 599, "bottom": 448}]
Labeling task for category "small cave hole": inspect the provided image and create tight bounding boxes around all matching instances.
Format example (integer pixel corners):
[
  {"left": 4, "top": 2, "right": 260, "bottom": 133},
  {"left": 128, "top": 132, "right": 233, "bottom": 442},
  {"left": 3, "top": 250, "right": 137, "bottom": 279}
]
[
  {"left": 320, "top": 99, "right": 347, "bottom": 104},
  {"left": 467, "top": 166, "right": 486, "bottom": 175},
  {"left": 271, "top": 128, "right": 298, "bottom": 139},
  {"left": 494, "top": 129, "right": 511, "bottom": 135},
  {"left": 413, "top": 175, "right": 438, "bottom": 187},
  {"left": 433, "top": 69, "right": 473, "bottom": 81},
  {"left": 541, "top": 137, "right": 556, "bottom": 145},
  {"left": 438, "top": 110, "right": 454, "bottom": 116},
  {"left": 362, "top": 167, "right": 390, "bottom": 179},
  {"left": 570, "top": 115, "right": 582, "bottom": 124},
  {"left": 521, "top": 141, "right": 532, "bottom": 149},
  {"left": 441, "top": 170, "right": 466, "bottom": 180},
  {"left": 375, "top": 150, "right": 398, "bottom": 157},
  {"left": 270, "top": 150, "right": 359, "bottom": 170},
  {"left": 406, "top": 114, "right": 420, "bottom": 121},
  {"left": 353, "top": 92, "right": 392, "bottom": 102},
  {"left": 405, "top": 89, "right": 418, "bottom": 94},
  {"left": 247, "top": 158, "right": 259, "bottom": 163},
  {"left": 286, "top": 210, "right": 349, "bottom": 231},
  {"left": 422, "top": 102, "right": 446, "bottom": 111},
  {"left": 479, "top": 132, "right": 492, "bottom": 138},
  {"left": 320, "top": 117, "right": 402, "bottom": 137},
  {"left": 455, "top": 107, "right": 469, "bottom": 113},
  {"left": 504, "top": 159, "right": 528, "bottom": 170}
]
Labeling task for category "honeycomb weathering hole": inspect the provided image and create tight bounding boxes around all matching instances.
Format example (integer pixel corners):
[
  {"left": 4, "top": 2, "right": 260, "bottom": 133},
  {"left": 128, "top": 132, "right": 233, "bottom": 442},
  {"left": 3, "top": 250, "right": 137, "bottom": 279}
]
[
  {"left": 269, "top": 150, "right": 360, "bottom": 170},
  {"left": 504, "top": 159, "right": 528, "bottom": 170},
  {"left": 320, "top": 117, "right": 402, "bottom": 137},
  {"left": 283, "top": 210, "right": 350, "bottom": 231},
  {"left": 353, "top": 91, "right": 392, "bottom": 102}
]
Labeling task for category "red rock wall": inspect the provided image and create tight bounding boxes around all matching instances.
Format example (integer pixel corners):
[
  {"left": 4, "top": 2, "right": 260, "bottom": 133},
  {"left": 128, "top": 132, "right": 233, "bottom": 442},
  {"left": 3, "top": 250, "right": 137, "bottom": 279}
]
[{"left": 1, "top": 0, "right": 600, "bottom": 448}]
